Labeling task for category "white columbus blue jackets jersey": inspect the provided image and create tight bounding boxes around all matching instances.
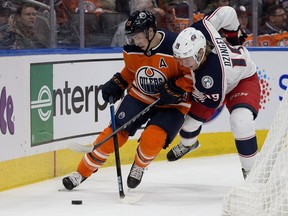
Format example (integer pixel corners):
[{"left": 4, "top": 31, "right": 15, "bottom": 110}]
[{"left": 190, "top": 6, "right": 256, "bottom": 109}]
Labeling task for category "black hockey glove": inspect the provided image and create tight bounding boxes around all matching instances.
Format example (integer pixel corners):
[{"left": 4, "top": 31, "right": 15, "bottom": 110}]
[
  {"left": 238, "top": 29, "right": 248, "bottom": 45},
  {"left": 157, "top": 78, "right": 186, "bottom": 105},
  {"left": 102, "top": 72, "right": 128, "bottom": 102},
  {"left": 221, "top": 28, "right": 247, "bottom": 46}
]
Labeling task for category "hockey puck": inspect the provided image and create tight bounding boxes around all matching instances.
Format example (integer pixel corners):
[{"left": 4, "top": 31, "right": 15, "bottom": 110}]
[{"left": 71, "top": 200, "right": 82, "bottom": 205}]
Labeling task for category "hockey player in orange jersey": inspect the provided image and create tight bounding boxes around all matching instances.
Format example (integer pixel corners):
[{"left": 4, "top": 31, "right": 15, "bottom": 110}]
[{"left": 62, "top": 10, "right": 193, "bottom": 190}]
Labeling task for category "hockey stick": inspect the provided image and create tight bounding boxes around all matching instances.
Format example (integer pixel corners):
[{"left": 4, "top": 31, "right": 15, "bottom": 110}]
[
  {"left": 68, "top": 98, "right": 160, "bottom": 153},
  {"left": 109, "top": 96, "right": 125, "bottom": 199},
  {"left": 109, "top": 96, "right": 144, "bottom": 204}
]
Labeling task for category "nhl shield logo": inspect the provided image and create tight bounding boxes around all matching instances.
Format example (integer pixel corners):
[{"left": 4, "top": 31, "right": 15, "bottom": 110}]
[
  {"left": 202, "top": 76, "right": 214, "bottom": 89},
  {"left": 118, "top": 111, "right": 125, "bottom": 119},
  {"left": 191, "top": 34, "right": 196, "bottom": 41}
]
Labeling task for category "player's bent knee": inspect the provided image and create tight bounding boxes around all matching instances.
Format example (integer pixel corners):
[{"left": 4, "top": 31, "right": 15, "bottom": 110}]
[
  {"left": 182, "top": 115, "right": 203, "bottom": 132},
  {"left": 230, "top": 108, "right": 256, "bottom": 139}
]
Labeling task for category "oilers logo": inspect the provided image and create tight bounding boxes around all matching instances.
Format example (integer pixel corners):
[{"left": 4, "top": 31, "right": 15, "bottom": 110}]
[{"left": 136, "top": 67, "right": 166, "bottom": 94}]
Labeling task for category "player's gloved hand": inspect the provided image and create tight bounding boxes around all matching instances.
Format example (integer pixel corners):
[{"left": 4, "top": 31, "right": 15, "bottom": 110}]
[
  {"left": 222, "top": 27, "right": 247, "bottom": 46},
  {"left": 238, "top": 29, "right": 248, "bottom": 45},
  {"left": 157, "top": 78, "right": 186, "bottom": 105},
  {"left": 102, "top": 72, "right": 128, "bottom": 102}
]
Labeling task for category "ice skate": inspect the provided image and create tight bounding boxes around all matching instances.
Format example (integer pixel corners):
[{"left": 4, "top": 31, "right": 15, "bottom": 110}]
[
  {"left": 127, "top": 162, "right": 145, "bottom": 189},
  {"left": 167, "top": 140, "right": 200, "bottom": 162},
  {"left": 62, "top": 172, "right": 86, "bottom": 190}
]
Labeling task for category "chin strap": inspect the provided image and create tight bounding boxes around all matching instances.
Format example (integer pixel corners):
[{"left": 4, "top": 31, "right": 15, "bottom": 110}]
[
  {"left": 144, "top": 30, "right": 156, "bottom": 56},
  {"left": 191, "top": 51, "right": 204, "bottom": 69}
]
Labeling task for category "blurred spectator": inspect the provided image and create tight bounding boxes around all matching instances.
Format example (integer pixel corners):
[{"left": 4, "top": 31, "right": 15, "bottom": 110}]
[
  {"left": 56, "top": 0, "right": 118, "bottom": 46},
  {"left": 157, "top": 0, "right": 178, "bottom": 31},
  {"left": 203, "top": 0, "right": 230, "bottom": 14},
  {"left": 61, "top": 0, "right": 115, "bottom": 15},
  {"left": 100, "top": 0, "right": 116, "bottom": 11},
  {"left": 279, "top": 0, "right": 288, "bottom": 17},
  {"left": 173, "top": 1, "right": 203, "bottom": 31},
  {"left": 0, "top": 6, "right": 13, "bottom": 48},
  {"left": 212, "top": 0, "right": 230, "bottom": 7},
  {"left": 194, "top": 0, "right": 209, "bottom": 13},
  {"left": 262, "top": 0, "right": 277, "bottom": 16},
  {"left": 37, "top": 0, "right": 51, "bottom": 4},
  {"left": 0, "top": 6, "right": 10, "bottom": 25},
  {"left": 259, "top": 4, "right": 288, "bottom": 35},
  {"left": 174, "top": 1, "right": 189, "bottom": 18},
  {"left": 280, "top": 0, "right": 288, "bottom": 9},
  {"left": 9, "top": 3, "right": 49, "bottom": 49},
  {"left": 55, "top": 0, "right": 70, "bottom": 26},
  {"left": 110, "top": 18, "right": 125, "bottom": 46},
  {"left": 158, "top": 0, "right": 204, "bottom": 33},
  {"left": 115, "top": 0, "right": 130, "bottom": 17},
  {"left": 34, "top": 2, "right": 51, "bottom": 47},
  {"left": 111, "top": 0, "right": 165, "bottom": 47},
  {"left": 230, "top": 0, "right": 263, "bottom": 29},
  {"left": 279, "top": 0, "right": 288, "bottom": 30},
  {"left": 129, "top": 0, "right": 165, "bottom": 27},
  {"left": 236, "top": 5, "right": 251, "bottom": 34}
]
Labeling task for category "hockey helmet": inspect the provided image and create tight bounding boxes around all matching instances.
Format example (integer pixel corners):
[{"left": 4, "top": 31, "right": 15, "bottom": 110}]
[
  {"left": 125, "top": 10, "right": 157, "bottom": 35},
  {"left": 173, "top": 27, "right": 206, "bottom": 64}
]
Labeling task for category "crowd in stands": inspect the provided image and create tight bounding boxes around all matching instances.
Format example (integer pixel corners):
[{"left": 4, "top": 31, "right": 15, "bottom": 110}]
[{"left": 0, "top": 0, "right": 288, "bottom": 49}]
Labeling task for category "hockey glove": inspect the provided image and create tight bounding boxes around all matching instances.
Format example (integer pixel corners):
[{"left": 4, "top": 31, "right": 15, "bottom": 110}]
[
  {"left": 238, "top": 29, "right": 248, "bottom": 45},
  {"left": 157, "top": 78, "right": 186, "bottom": 105},
  {"left": 221, "top": 28, "right": 247, "bottom": 46},
  {"left": 102, "top": 72, "right": 128, "bottom": 102}
]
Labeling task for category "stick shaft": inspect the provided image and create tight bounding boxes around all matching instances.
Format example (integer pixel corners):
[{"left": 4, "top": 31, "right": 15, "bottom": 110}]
[{"left": 109, "top": 97, "right": 125, "bottom": 198}]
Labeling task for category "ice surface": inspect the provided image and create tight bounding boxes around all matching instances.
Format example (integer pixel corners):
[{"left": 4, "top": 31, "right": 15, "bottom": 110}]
[{"left": 0, "top": 154, "right": 243, "bottom": 216}]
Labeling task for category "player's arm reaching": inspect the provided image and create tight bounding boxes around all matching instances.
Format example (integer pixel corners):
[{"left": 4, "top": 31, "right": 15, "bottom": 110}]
[{"left": 204, "top": 6, "right": 247, "bottom": 45}]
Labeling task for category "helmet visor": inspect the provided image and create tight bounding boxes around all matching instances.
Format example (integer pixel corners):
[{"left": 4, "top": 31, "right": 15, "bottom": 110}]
[
  {"left": 125, "top": 31, "right": 146, "bottom": 45},
  {"left": 174, "top": 56, "right": 196, "bottom": 68}
]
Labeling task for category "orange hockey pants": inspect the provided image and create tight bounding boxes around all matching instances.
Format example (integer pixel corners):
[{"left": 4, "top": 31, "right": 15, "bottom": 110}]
[{"left": 77, "top": 125, "right": 167, "bottom": 177}]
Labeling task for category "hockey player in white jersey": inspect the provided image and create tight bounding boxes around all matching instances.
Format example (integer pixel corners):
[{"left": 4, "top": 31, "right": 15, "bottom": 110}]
[{"left": 166, "top": 6, "right": 260, "bottom": 179}]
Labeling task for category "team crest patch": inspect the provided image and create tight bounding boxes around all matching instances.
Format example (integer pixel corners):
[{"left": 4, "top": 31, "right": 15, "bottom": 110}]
[
  {"left": 139, "top": 12, "right": 147, "bottom": 19},
  {"left": 202, "top": 76, "right": 214, "bottom": 89},
  {"left": 118, "top": 112, "right": 125, "bottom": 119},
  {"left": 136, "top": 66, "right": 166, "bottom": 94}
]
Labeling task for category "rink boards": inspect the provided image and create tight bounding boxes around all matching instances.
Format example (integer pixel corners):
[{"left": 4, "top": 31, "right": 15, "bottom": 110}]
[{"left": 0, "top": 47, "right": 287, "bottom": 191}]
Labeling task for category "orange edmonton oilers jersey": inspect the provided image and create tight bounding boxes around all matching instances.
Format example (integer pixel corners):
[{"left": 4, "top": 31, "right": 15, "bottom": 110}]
[{"left": 120, "top": 30, "right": 193, "bottom": 115}]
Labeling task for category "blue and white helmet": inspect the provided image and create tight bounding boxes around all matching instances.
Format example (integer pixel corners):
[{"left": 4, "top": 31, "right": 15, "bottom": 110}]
[{"left": 173, "top": 27, "right": 206, "bottom": 64}]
